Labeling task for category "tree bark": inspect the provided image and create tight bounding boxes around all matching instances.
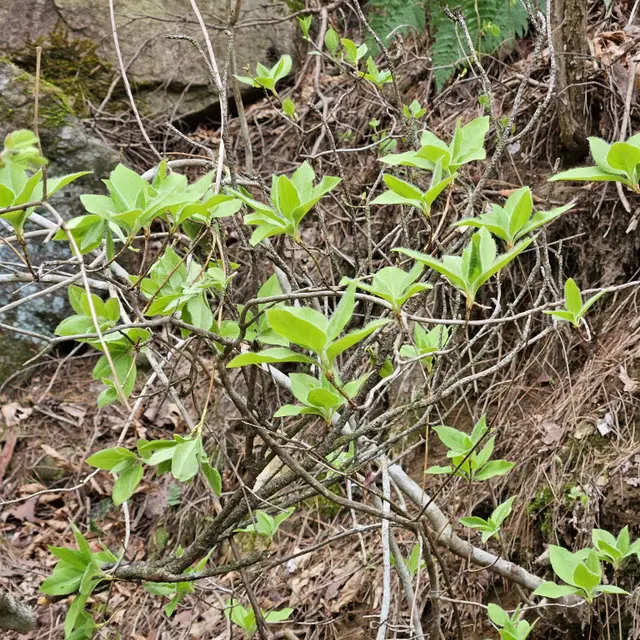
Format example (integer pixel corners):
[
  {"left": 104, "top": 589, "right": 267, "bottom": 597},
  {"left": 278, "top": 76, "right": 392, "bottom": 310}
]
[
  {"left": 553, "top": 0, "right": 590, "bottom": 157},
  {"left": 0, "top": 587, "right": 38, "bottom": 634}
]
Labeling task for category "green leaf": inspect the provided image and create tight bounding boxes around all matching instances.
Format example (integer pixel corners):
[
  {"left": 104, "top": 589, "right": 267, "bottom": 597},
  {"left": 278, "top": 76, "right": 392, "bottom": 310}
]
[
  {"left": 112, "top": 462, "right": 143, "bottom": 506},
  {"left": 432, "top": 425, "right": 470, "bottom": 451},
  {"left": 487, "top": 603, "right": 510, "bottom": 627},
  {"left": 86, "top": 447, "right": 137, "bottom": 471},
  {"left": 549, "top": 545, "right": 581, "bottom": 587},
  {"left": 531, "top": 582, "right": 580, "bottom": 599},
  {"left": 201, "top": 461, "right": 222, "bottom": 496},
  {"left": 226, "top": 348, "right": 318, "bottom": 368},
  {"left": 264, "top": 608, "right": 293, "bottom": 623},
  {"left": 171, "top": 437, "right": 200, "bottom": 482},
  {"left": 326, "top": 318, "right": 390, "bottom": 362},
  {"left": 41, "top": 564, "right": 84, "bottom": 596},
  {"left": 490, "top": 496, "right": 515, "bottom": 527},
  {"left": 474, "top": 460, "right": 514, "bottom": 481},
  {"left": 550, "top": 166, "right": 630, "bottom": 184},
  {"left": 326, "top": 284, "right": 355, "bottom": 342},
  {"left": 564, "top": 279, "right": 582, "bottom": 316},
  {"left": 383, "top": 174, "right": 423, "bottom": 200},
  {"left": 595, "top": 585, "right": 629, "bottom": 595},
  {"left": 267, "top": 307, "right": 328, "bottom": 354}
]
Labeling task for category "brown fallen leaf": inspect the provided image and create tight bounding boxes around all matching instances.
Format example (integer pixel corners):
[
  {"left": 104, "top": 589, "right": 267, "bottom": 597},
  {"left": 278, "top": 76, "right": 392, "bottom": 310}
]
[
  {"left": 541, "top": 421, "right": 563, "bottom": 445},
  {"left": 0, "top": 431, "right": 17, "bottom": 482},
  {"left": 8, "top": 497, "right": 38, "bottom": 523},
  {"left": 1, "top": 402, "right": 32, "bottom": 427},
  {"left": 619, "top": 365, "right": 638, "bottom": 393}
]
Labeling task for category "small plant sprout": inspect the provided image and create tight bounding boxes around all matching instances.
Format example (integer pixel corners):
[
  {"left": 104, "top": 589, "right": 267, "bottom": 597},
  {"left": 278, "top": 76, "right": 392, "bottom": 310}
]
[
  {"left": 550, "top": 134, "right": 640, "bottom": 193},
  {"left": 342, "top": 263, "right": 431, "bottom": 313},
  {"left": 487, "top": 604, "right": 536, "bottom": 640},
  {"left": 371, "top": 158, "right": 456, "bottom": 219},
  {"left": 282, "top": 97, "right": 298, "bottom": 121},
  {"left": 229, "top": 161, "right": 341, "bottom": 245},
  {"left": 544, "top": 278, "right": 607, "bottom": 328},
  {"left": 235, "top": 507, "right": 295, "bottom": 538},
  {"left": 532, "top": 546, "right": 628, "bottom": 602},
  {"left": 592, "top": 526, "right": 640, "bottom": 571},
  {"left": 381, "top": 116, "right": 489, "bottom": 175},
  {"left": 402, "top": 99, "right": 426, "bottom": 120},
  {"left": 400, "top": 324, "right": 449, "bottom": 371},
  {"left": 396, "top": 227, "right": 532, "bottom": 316},
  {"left": 426, "top": 417, "right": 514, "bottom": 481},
  {"left": 390, "top": 543, "right": 426, "bottom": 577},
  {"left": 144, "top": 549, "right": 214, "bottom": 617},
  {"left": 453, "top": 186, "right": 575, "bottom": 249},
  {"left": 460, "top": 496, "right": 515, "bottom": 543},
  {"left": 234, "top": 55, "right": 292, "bottom": 95},
  {"left": 225, "top": 600, "right": 293, "bottom": 637},
  {"left": 341, "top": 38, "right": 368, "bottom": 66},
  {"left": 227, "top": 284, "right": 391, "bottom": 370},
  {"left": 362, "top": 56, "right": 393, "bottom": 87},
  {"left": 297, "top": 15, "right": 312, "bottom": 39}
]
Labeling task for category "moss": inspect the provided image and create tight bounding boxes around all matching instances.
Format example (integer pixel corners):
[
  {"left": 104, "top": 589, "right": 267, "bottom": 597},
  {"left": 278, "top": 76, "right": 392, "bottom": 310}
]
[
  {"left": 13, "top": 22, "right": 118, "bottom": 117},
  {"left": 12, "top": 69, "right": 73, "bottom": 129}
]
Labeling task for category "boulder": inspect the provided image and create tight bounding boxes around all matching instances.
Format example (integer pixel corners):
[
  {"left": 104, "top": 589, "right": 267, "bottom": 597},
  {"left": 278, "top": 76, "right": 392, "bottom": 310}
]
[
  {"left": 0, "top": 60, "right": 120, "bottom": 383},
  {"left": 0, "top": 0, "right": 298, "bottom": 118}
]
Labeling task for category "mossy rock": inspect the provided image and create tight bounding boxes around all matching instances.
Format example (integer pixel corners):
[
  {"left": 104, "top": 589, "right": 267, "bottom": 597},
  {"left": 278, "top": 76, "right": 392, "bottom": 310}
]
[{"left": 0, "top": 0, "right": 299, "bottom": 118}]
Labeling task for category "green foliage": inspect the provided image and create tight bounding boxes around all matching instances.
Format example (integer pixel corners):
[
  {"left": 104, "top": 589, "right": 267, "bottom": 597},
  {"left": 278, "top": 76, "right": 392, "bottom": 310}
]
[
  {"left": 429, "top": 0, "right": 531, "bottom": 89},
  {"left": 460, "top": 496, "right": 515, "bottom": 543},
  {"left": 391, "top": 543, "right": 426, "bottom": 577},
  {"left": 372, "top": 160, "right": 456, "bottom": 218},
  {"left": 55, "top": 286, "right": 150, "bottom": 407},
  {"left": 381, "top": 116, "right": 489, "bottom": 175},
  {"left": 396, "top": 227, "right": 531, "bottom": 313},
  {"left": 235, "top": 507, "right": 295, "bottom": 538},
  {"left": 324, "top": 27, "right": 340, "bottom": 56},
  {"left": 532, "top": 546, "right": 628, "bottom": 602},
  {"left": 226, "top": 600, "right": 293, "bottom": 636},
  {"left": 362, "top": 56, "right": 393, "bottom": 87},
  {"left": 487, "top": 604, "right": 536, "bottom": 640},
  {"left": 229, "top": 283, "right": 390, "bottom": 371},
  {"left": 343, "top": 263, "right": 430, "bottom": 312},
  {"left": 365, "top": 0, "right": 426, "bottom": 50},
  {"left": 365, "top": 0, "right": 531, "bottom": 89},
  {"left": 0, "top": 130, "right": 88, "bottom": 236},
  {"left": 133, "top": 246, "right": 234, "bottom": 332},
  {"left": 403, "top": 99, "right": 426, "bottom": 120},
  {"left": 229, "top": 161, "right": 341, "bottom": 245},
  {"left": 274, "top": 372, "right": 368, "bottom": 423},
  {"left": 426, "top": 416, "right": 514, "bottom": 481},
  {"left": 400, "top": 324, "right": 449, "bottom": 371},
  {"left": 341, "top": 38, "right": 369, "bottom": 67},
  {"left": 145, "top": 549, "right": 213, "bottom": 617},
  {"left": 55, "top": 162, "right": 240, "bottom": 258},
  {"left": 298, "top": 15, "right": 312, "bottom": 39},
  {"left": 282, "top": 97, "right": 298, "bottom": 121},
  {"left": 454, "top": 187, "right": 575, "bottom": 249},
  {"left": 592, "top": 526, "right": 640, "bottom": 571},
  {"left": 550, "top": 135, "right": 640, "bottom": 193},
  {"left": 543, "top": 278, "right": 607, "bottom": 328},
  {"left": 234, "top": 55, "right": 292, "bottom": 95},
  {"left": 41, "top": 524, "right": 116, "bottom": 639}
]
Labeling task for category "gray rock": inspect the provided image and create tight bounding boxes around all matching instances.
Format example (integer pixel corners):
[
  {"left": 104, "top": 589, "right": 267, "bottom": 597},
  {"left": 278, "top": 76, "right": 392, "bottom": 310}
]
[
  {"left": 0, "top": 0, "right": 298, "bottom": 118},
  {"left": 0, "top": 60, "right": 120, "bottom": 382}
]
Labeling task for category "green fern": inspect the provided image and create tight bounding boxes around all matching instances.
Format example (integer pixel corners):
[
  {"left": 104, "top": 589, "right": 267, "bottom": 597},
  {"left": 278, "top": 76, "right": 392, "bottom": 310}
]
[
  {"left": 365, "top": 0, "right": 426, "bottom": 46},
  {"left": 366, "top": 0, "right": 533, "bottom": 91},
  {"left": 430, "top": 0, "right": 531, "bottom": 90}
]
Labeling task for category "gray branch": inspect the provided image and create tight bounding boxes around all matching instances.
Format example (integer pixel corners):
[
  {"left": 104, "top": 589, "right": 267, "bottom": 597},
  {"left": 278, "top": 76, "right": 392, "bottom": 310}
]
[{"left": 0, "top": 587, "right": 38, "bottom": 634}]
